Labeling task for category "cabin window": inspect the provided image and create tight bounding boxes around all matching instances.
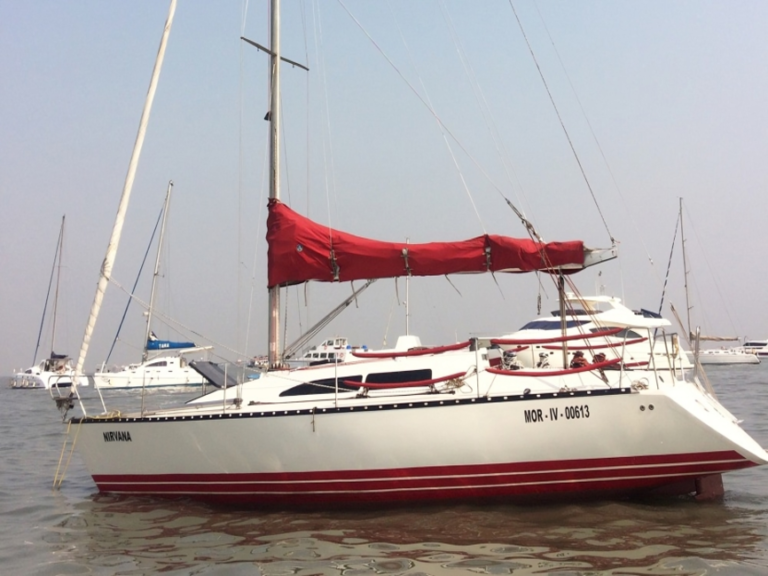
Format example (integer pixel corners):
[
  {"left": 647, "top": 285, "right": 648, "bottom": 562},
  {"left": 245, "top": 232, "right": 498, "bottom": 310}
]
[
  {"left": 279, "top": 376, "right": 363, "bottom": 397},
  {"left": 590, "top": 328, "right": 642, "bottom": 339},
  {"left": 320, "top": 353, "right": 328, "bottom": 359},
  {"left": 147, "top": 361, "right": 168, "bottom": 367},
  {"left": 366, "top": 369, "right": 432, "bottom": 384}
]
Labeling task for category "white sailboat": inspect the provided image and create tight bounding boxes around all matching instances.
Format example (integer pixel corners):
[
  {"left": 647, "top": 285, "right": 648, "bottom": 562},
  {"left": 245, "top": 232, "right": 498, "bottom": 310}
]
[
  {"left": 674, "top": 199, "right": 760, "bottom": 366},
  {"left": 11, "top": 216, "right": 89, "bottom": 390},
  {"left": 93, "top": 182, "right": 212, "bottom": 390},
  {"left": 59, "top": 0, "right": 767, "bottom": 506}
]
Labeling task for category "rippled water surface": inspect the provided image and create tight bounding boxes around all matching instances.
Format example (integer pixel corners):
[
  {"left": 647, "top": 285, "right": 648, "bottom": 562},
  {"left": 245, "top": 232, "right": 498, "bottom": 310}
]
[{"left": 2, "top": 366, "right": 767, "bottom": 575}]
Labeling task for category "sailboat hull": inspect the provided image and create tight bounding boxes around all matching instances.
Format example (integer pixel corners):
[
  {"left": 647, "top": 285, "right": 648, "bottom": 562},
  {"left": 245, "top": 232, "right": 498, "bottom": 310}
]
[{"left": 72, "top": 381, "right": 765, "bottom": 505}]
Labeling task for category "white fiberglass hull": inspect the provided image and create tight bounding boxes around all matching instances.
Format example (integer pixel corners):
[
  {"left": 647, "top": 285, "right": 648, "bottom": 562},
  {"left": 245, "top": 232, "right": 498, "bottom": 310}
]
[
  {"left": 688, "top": 350, "right": 761, "bottom": 366},
  {"left": 94, "top": 358, "right": 206, "bottom": 390},
  {"left": 70, "top": 365, "right": 767, "bottom": 506},
  {"left": 11, "top": 370, "right": 88, "bottom": 390}
]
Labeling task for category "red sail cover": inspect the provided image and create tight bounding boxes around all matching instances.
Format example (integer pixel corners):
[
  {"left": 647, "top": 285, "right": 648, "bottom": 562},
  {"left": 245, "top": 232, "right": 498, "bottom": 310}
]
[{"left": 267, "top": 199, "right": 585, "bottom": 288}]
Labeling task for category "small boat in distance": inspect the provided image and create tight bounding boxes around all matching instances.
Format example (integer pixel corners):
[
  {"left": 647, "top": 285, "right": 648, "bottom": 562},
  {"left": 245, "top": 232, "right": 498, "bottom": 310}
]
[
  {"left": 687, "top": 347, "right": 760, "bottom": 366},
  {"left": 93, "top": 332, "right": 212, "bottom": 390},
  {"left": 294, "top": 337, "right": 368, "bottom": 366},
  {"left": 11, "top": 215, "right": 88, "bottom": 390},
  {"left": 11, "top": 353, "right": 89, "bottom": 390}
]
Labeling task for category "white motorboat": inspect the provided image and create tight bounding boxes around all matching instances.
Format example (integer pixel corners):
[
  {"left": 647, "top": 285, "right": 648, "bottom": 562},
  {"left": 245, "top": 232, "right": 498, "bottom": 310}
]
[
  {"left": 687, "top": 347, "right": 760, "bottom": 366},
  {"left": 58, "top": 0, "right": 767, "bottom": 507},
  {"left": 293, "top": 337, "right": 369, "bottom": 366},
  {"left": 743, "top": 340, "right": 768, "bottom": 357},
  {"left": 486, "top": 293, "right": 690, "bottom": 371}
]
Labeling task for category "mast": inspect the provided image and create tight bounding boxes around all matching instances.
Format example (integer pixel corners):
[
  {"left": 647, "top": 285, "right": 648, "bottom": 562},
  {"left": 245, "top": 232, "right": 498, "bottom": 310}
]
[
  {"left": 143, "top": 181, "right": 174, "bottom": 362},
  {"left": 267, "top": 0, "right": 282, "bottom": 369},
  {"left": 33, "top": 215, "right": 65, "bottom": 364},
  {"left": 405, "top": 238, "right": 410, "bottom": 336},
  {"left": 75, "top": 0, "right": 176, "bottom": 376},
  {"left": 680, "top": 198, "right": 692, "bottom": 341},
  {"left": 558, "top": 273, "right": 568, "bottom": 368},
  {"left": 50, "top": 215, "right": 65, "bottom": 355}
]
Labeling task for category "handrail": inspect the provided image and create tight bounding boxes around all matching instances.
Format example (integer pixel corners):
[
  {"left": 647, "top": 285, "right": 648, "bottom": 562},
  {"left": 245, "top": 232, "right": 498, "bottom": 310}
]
[
  {"left": 541, "top": 337, "right": 647, "bottom": 351},
  {"left": 350, "top": 340, "right": 471, "bottom": 359},
  {"left": 490, "top": 327, "right": 623, "bottom": 346},
  {"left": 487, "top": 357, "right": 622, "bottom": 377}
]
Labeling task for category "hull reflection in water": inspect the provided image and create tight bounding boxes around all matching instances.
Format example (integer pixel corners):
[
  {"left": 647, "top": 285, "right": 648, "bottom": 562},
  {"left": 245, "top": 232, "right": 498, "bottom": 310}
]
[{"left": 52, "top": 494, "right": 768, "bottom": 575}]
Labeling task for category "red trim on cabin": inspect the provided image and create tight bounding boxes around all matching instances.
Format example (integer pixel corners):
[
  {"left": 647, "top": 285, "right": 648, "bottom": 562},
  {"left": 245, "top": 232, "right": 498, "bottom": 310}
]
[
  {"left": 491, "top": 327, "right": 623, "bottom": 346},
  {"left": 350, "top": 340, "right": 470, "bottom": 359},
  {"left": 487, "top": 357, "right": 622, "bottom": 376}
]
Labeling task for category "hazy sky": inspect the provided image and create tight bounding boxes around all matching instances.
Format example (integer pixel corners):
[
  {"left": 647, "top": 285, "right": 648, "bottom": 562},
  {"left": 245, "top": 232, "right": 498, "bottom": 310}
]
[{"left": 2, "top": 1, "right": 767, "bottom": 375}]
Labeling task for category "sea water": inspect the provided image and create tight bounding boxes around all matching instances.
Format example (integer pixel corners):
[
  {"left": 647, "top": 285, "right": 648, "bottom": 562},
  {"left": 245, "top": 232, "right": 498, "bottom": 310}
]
[{"left": 1, "top": 365, "right": 767, "bottom": 575}]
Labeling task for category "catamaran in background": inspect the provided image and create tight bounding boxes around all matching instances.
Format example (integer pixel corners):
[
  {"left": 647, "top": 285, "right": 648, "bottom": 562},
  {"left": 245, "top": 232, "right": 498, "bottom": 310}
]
[
  {"left": 93, "top": 331, "right": 211, "bottom": 390},
  {"left": 91, "top": 181, "right": 213, "bottom": 390}
]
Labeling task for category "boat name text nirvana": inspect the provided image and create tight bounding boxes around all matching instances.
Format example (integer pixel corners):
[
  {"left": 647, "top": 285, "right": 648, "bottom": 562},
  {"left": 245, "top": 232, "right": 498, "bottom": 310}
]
[{"left": 103, "top": 431, "right": 132, "bottom": 442}]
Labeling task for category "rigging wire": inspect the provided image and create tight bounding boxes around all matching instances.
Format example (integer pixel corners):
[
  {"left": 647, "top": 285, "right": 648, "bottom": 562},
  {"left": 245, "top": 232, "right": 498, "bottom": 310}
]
[
  {"left": 680, "top": 201, "right": 742, "bottom": 339},
  {"left": 387, "top": 0, "right": 485, "bottom": 233},
  {"left": 531, "top": 2, "right": 663, "bottom": 285},
  {"left": 237, "top": 0, "right": 251, "bottom": 358},
  {"left": 438, "top": 0, "right": 534, "bottom": 229},
  {"left": 107, "top": 277, "right": 244, "bottom": 361},
  {"left": 104, "top": 205, "right": 164, "bottom": 364},
  {"left": 507, "top": 0, "right": 614, "bottom": 246},
  {"left": 33, "top": 217, "right": 65, "bottom": 366},
  {"left": 657, "top": 207, "right": 680, "bottom": 316},
  {"left": 336, "top": 0, "right": 539, "bottom": 241}
]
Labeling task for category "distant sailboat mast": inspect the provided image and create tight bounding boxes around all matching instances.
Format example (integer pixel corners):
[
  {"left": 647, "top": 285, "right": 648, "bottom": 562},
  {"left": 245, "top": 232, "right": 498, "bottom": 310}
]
[
  {"left": 50, "top": 215, "right": 64, "bottom": 356},
  {"left": 33, "top": 215, "right": 65, "bottom": 365},
  {"left": 142, "top": 180, "right": 174, "bottom": 362},
  {"left": 75, "top": 0, "right": 177, "bottom": 379}
]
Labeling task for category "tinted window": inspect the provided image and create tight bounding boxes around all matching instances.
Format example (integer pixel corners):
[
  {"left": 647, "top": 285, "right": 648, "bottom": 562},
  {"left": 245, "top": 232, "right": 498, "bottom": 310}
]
[
  {"left": 366, "top": 369, "right": 432, "bottom": 384},
  {"left": 590, "top": 328, "right": 642, "bottom": 339},
  {"left": 279, "top": 375, "right": 363, "bottom": 397}
]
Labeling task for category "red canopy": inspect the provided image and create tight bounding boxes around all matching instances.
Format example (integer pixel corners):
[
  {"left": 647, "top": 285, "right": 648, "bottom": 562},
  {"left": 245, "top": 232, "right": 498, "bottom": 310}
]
[{"left": 267, "top": 199, "right": 586, "bottom": 288}]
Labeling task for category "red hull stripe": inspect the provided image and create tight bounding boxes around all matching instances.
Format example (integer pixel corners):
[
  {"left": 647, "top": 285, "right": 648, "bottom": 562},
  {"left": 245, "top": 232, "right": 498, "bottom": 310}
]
[{"left": 92, "top": 451, "right": 754, "bottom": 501}]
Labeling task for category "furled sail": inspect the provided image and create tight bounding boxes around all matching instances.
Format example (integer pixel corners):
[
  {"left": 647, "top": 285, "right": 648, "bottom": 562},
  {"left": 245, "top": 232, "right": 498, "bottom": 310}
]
[{"left": 267, "top": 199, "right": 592, "bottom": 288}]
